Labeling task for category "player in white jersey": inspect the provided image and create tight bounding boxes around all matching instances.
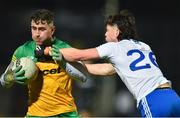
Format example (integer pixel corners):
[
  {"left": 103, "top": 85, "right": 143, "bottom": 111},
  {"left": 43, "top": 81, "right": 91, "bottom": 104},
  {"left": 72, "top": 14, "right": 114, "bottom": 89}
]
[
  {"left": 50, "top": 9, "right": 180, "bottom": 117},
  {"left": 96, "top": 39, "right": 170, "bottom": 104}
]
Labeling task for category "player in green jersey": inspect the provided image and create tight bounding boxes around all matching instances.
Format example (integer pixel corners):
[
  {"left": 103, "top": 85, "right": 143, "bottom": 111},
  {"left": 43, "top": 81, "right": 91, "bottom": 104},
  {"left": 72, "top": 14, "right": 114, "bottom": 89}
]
[{"left": 0, "top": 9, "right": 87, "bottom": 117}]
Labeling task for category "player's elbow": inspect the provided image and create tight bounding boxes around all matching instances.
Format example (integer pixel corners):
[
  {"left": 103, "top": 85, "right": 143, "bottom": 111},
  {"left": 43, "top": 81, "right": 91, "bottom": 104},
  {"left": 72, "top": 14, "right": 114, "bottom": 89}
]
[{"left": 101, "top": 64, "right": 116, "bottom": 76}]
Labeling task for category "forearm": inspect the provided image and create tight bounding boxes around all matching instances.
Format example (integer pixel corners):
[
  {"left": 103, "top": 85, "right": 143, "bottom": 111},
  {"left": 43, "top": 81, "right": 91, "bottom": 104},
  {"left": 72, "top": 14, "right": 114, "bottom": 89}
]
[
  {"left": 60, "top": 49, "right": 116, "bottom": 76},
  {"left": 60, "top": 48, "right": 100, "bottom": 62},
  {"left": 85, "top": 63, "right": 116, "bottom": 76}
]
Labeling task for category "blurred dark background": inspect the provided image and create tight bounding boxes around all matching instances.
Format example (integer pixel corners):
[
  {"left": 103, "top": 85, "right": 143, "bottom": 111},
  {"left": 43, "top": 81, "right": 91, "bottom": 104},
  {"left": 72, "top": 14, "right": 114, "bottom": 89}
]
[{"left": 0, "top": 0, "right": 179, "bottom": 117}]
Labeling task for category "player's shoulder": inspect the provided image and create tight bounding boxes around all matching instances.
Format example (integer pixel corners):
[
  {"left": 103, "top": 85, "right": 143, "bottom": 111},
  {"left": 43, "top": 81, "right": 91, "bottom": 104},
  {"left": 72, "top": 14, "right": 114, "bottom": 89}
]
[
  {"left": 14, "top": 40, "right": 35, "bottom": 55},
  {"left": 119, "top": 39, "right": 134, "bottom": 45},
  {"left": 107, "top": 39, "right": 132, "bottom": 48},
  {"left": 120, "top": 39, "right": 151, "bottom": 50},
  {"left": 15, "top": 40, "right": 34, "bottom": 50},
  {"left": 54, "top": 37, "right": 71, "bottom": 48},
  {"left": 22, "top": 40, "right": 35, "bottom": 46},
  {"left": 18, "top": 40, "right": 34, "bottom": 47}
]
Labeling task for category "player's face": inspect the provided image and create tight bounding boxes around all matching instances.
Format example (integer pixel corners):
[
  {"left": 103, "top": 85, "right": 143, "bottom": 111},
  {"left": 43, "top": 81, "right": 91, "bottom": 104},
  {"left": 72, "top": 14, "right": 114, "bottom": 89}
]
[
  {"left": 31, "top": 20, "right": 55, "bottom": 45},
  {"left": 105, "top": 24, "right": 120, "bottom": 42}
]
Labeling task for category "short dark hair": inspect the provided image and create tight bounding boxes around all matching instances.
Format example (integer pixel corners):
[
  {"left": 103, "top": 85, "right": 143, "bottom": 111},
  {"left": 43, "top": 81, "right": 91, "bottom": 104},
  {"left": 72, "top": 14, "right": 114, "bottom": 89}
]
[
  {"left": 30, "top": 9, "right": 54, "bottom": 25},
  {"left": 105, "top": 9, "right": 139, "bottom": 40}
]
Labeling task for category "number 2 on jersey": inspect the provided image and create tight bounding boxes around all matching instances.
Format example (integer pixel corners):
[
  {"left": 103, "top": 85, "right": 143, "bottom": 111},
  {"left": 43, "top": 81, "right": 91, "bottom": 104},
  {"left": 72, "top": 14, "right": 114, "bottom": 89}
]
[{"left": 127, "top": 49, "right": 159, "bottom": 71}]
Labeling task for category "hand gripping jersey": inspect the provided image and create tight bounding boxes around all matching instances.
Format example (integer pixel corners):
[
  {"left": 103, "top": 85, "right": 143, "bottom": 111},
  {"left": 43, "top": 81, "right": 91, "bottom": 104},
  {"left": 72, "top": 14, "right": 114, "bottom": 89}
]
[
  {"left": 12, "top": 38, "right": 77, "bottom": 116},
  {"left": 96, "top": 39, "right": 169, "bottom": 106}
]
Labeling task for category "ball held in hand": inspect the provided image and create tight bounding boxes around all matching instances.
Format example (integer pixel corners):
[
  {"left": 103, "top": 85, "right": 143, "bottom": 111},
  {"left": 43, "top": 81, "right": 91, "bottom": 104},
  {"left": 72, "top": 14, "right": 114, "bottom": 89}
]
[{"left": 12, "top": 57, "right": 39, "bottom": 83}]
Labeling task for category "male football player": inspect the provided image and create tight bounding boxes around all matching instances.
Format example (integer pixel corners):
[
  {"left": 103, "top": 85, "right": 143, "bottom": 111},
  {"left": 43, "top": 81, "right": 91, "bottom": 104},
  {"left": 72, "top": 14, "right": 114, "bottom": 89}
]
[{"left": 51, "top": 9, "right": 180, "bottom": 117}]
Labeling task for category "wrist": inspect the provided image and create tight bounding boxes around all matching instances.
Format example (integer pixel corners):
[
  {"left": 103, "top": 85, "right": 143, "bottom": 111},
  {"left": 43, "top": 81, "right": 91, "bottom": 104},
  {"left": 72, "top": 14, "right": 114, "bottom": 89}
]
[
  {"left": 4, "top": 70, "right": 14, "bottom": 83},
  {"left": 1, "top": 73, "right": 14, "bottom": 88},
  {"left": 58, "top": 58, "right": 66, "bottom": 69}
]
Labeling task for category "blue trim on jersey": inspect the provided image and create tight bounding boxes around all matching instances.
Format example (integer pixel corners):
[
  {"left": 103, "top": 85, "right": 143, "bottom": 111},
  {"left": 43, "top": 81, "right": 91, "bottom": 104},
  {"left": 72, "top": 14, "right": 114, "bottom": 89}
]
[{"left": 138, "top": 88, "right": 180, "bottom": 117}]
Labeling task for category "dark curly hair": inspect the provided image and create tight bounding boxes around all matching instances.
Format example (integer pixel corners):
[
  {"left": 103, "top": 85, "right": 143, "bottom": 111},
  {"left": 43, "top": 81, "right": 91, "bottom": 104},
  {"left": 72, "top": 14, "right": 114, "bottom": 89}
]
[
  {"left": 105, "top": 9, "right": 139, "bottom": 41},
  {"left": 30, "top": 9, "right": 55, "bottom": 25}
]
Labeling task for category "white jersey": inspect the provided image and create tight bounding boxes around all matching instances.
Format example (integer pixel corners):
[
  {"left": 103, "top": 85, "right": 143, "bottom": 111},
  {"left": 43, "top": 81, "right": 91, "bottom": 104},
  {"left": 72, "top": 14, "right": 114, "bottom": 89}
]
[{"left": 96, "top": 39, "right": 169, "bottom": 106}]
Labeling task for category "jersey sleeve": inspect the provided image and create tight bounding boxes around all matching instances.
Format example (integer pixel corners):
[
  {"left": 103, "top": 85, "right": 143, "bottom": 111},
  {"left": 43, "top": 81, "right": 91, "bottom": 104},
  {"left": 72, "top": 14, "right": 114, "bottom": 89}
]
[
  {"left": 11, "top": 46, "right": 26, "bottom": 62},
  {"left": 11, "top": 41, "right": 35, "bottom": 62},
  {"left": 65, "top": 62, "right": 88, "bottom": 82},
  {"left": 96, "top": 42, "right": 116, "bottom": 59},
  {"left": 55, "top": 39, "right": 72, "bottom": 48}
]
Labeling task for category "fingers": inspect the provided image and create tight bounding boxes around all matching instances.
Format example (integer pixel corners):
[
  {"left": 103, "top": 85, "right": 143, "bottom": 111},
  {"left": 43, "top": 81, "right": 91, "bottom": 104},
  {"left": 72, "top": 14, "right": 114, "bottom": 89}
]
[
  {"left": 16, "top": 76, "right": 27, "bottom": 81},
  {"left": 51, "top": 46, "right": 60, "bottom": 55},
  {"left": 15, "top": 69, "right": 25, "bottom": 77},
  {"left": 13, "top": 66, "right": 28, "bottom": 82},
  {"left": 14, "top": 65, "right": 22, "bottom": 73},
  {"left": 50, "top": 45, "right": 62, "bottom": 60},
  {"left": 46, "top": 45, "right": 63, "bottom": 63},
  {"left": 52, "top": 56, "right": 60, "bottom": 61},
  {"left": 52, "top": 44, "right": 59, "bottom": 50},
  {"left": 16, "top": 80, "right": 27, "bottom": 85},
  {"left": 15, "top": 70, "right": 28, "bottom": 83},
  {"left": 51, "top": 49, "right": 59, "bottom": 56}
]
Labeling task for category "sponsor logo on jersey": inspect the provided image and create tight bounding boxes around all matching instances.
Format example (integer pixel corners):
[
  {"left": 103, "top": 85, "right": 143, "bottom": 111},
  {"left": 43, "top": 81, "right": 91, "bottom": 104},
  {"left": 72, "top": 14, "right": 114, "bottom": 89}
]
[{"left": 42, "top": 67, "right": 61, "bottom": 75}]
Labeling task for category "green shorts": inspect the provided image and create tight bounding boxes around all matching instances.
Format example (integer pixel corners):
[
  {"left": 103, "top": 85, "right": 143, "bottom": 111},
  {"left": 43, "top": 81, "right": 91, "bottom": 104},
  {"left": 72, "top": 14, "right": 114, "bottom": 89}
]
[{"left": 26, "top": 111, "right": 80, "bottom": 118}]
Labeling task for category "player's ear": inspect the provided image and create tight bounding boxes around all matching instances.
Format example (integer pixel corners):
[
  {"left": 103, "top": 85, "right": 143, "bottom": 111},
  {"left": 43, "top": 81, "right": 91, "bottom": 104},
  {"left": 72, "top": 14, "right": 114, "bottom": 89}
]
[
  {"left": 116, "top": 28, "right": 120, "bottom": 37},
  {"left": 51, "top": 26, "right": 56, "bottom": 35},
  {"left": 113, "top": 25, "right": 121, "bottom": 37}
]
